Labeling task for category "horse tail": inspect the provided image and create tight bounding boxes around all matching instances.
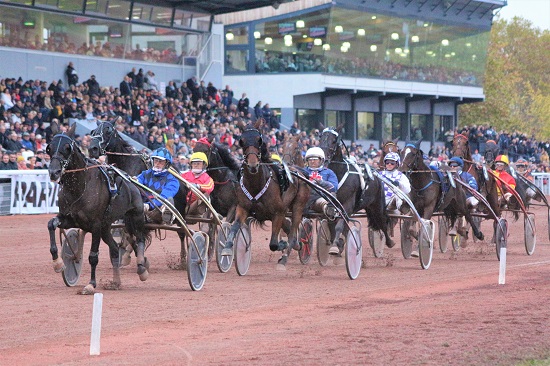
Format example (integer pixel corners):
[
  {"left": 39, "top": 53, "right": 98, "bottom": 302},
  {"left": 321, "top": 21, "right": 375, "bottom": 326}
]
[
  {"left": 247, "top": 217, "right": 268, "bottom": 230},
  {"left": 365, "top": 179, "right": 388, "bottom": 232}
]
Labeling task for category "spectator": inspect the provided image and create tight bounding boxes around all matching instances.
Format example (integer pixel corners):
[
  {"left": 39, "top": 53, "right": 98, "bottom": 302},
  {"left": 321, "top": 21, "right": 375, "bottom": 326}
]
[
  {"left": 237, "top": 93, "right": 249, "bottom": 116},
  {"left": 120, "top": 75, "right": 133, "bottom": 97},
  {"left": 127, "top": 67, "right": 138, "bottom": 87},
  {"left": 20, "top": 132, "right": 34, "bottom": 151},
  {"left": 84, "top": 75, "right": 100, "bottom": 96},
  {"left": 66, "top": 62, "right": 79, "bottom": 87},
  {"left": 0, "top": 152, "right": 15, "bottom": 169}
]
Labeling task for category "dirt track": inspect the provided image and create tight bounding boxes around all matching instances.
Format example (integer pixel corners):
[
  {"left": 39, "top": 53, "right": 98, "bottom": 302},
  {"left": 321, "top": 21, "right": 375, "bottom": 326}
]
[{"left": 1, "top": 208, "right": 550, "bottom": 366}]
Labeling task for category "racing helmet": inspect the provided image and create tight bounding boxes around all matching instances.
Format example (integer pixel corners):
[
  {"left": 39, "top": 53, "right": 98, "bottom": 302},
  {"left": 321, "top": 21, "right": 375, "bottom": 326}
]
[
  {"left": 189, "top": 152, "right": 208, "bottom": 166},
  {"left": 515, "top": 158, "right": 528, "bottom": 166},
  {"left": 495, "top": 155, "right": 510, "bottom": 165},
  {"left": 449, "top": 156, "right": 464, "bottom": 167},
  {"left": 151, "top": 147, "right": 172, "bottom": 164},
  {"left": 305, "top": 147, "right": 325, "bottom": 161},
  {"left": 271, "top": 153, "right": 282, "bottom": 163},
  {"left": 384, "top": 152, "right": 400, "bottom": 165}
]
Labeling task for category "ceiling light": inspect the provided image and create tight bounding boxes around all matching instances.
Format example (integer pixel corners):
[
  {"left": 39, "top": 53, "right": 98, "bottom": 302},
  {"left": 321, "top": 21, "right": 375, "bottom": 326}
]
[
  {"left": 285, "top": 39, "right": 292, "bottom": 46},
  {"left": 411, "top": 35, "right": 419, "bottom": 43},
  {"left": 284, "top": 34, "right": 292, "bottom": 41},
  {"left": 371, "top": 15, "right": 377, "bottom": 20},
  {"left": 322, "top": 44, "right": 331, "bottom": 51},
  {"left": 225, "top": 32, "right": 234, "bottom": 41},
  {"left": 343, "top": 42, "right": 351, "bottom": 48},
  {"left": 254, "top": 31, "right": 261, "bottom": 39},
  {"left": 395, "top": 47, "right": 402, "bottom": 54},
  {"left": 466, "top": 42, "right": 472, "bottom": 47},
  {"left": 340, "top": 45, "right": 348, "bottom": 52},
  {"left": 314, "top": 38, "right": 322, "bottom": 46},
  {"left": 296, "top": 20, "right": 305, "bottom": 28},
  {"left": 391, "top": 33, "right": 399, "bottom": 40},
  {"left": 357, "top": 29, "right": 366, "bottom": 36},
  {"left": 335, "top": 25, "right": 343, "bottom": 33},
  {"left": 265, "top": 37, "right": 273, "bottom": 45},
  {"left": 441, "top": 39, "right": 449, "bottom": 46},
  {"left": 370, "top": 45, "right": 377, "bottom": 52}
]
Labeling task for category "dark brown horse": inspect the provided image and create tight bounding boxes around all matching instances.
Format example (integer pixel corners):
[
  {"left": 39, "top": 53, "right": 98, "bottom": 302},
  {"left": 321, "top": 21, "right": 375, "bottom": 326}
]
[
  {"left": 400, "top": 141, "right": 484, "bottom": 241},
  {"left": 47, "top": 122, "right": 148, "bottom": 294},
  {"left": 223, "top": 121, "right": 310, "bottom": 268},
  {"left": 280, "top": 134, "right": 305, "bottom": 167},
  {"left": 452, "top": 133, "right": 501, "bottom": 218},
  {"left": 378, "top": 138, "right": 400, "bottom": 168}
]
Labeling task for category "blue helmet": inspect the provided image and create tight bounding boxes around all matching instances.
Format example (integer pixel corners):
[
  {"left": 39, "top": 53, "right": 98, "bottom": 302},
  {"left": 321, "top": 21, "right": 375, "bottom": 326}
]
[
  {"left": 151, "top": 147, "right": 172, "bottom": 164},
  {"left": 449, "top": 156, "right": 464, "bottom": 167}
]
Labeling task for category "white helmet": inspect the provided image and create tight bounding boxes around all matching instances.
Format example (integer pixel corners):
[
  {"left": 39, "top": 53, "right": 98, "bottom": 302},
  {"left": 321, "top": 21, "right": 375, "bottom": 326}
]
[
  {"left": 384, "top": 152, "right": 400, "bottom": 165},
  {"left": 305, "top": 147, "right": 325, "bottom": 160}
]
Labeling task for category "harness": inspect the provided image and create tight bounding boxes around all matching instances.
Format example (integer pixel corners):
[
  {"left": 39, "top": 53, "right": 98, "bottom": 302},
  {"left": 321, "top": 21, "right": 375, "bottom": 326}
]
[{"left": 239, "top": 168, "right": 272, "bottom": 202}]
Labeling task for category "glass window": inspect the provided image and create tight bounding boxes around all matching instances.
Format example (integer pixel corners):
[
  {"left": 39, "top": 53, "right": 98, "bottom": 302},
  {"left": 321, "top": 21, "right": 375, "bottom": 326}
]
[
  {"left": 226, "top": 49, "right": 248, "bottom": 73},
  {"left": 357, "top": 112, "right": 375, "bottom": 140},
  {"left": 296, "top": 109, "right": 323, "bottom": 133},
  {"left": 151, "top": 7, "right": 173, "bottom": 26},
  {"left": 382, "top": 113, "right": 402, "bottom": 141},
  {"left": 225, "top": 26, "right": 248, "bottom": 45},
  {"left": 131, "top": 3, "right": 154, "bottom": 22},
  {"left": 86, "top": 0, "right": 131, "bottom": 20},
  {"left": 410, "top": 114, "right": 427, "bottom": 141}
]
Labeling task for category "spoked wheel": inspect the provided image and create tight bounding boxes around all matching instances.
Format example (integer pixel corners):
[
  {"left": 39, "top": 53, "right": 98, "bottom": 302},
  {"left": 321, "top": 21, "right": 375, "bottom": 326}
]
[
  {"left": 368, "top": 227, "right": 385, "bottom": 258},
  {"left": 235, "top": 224, "right": 252, "bottom": 276},
  {"left": 471, "top": 215, "right": 483, "bottom": 243},
  {"left": 187, "top": 232, "right": 208, "bottom": 291},
  {"left": 298, "top": 218, "right": 314, "bottom": 265},
  {"left": 495, "top": 218, "right": 508, "bottom": 261},
  {"left": 216, "top": 222, "right": 233, "bottom": 273},
  {"left": 316, "top": 219, "right": 331, "bottom": 266},
  {"left": 524, "top": 213, "right": 536, "bottom": 256},
  {"left": 400, "top": 220, "right": 413, "bottom": 259},
  {"left": 418, "top": 219, "right": 434, "bottom": 270},
  {"left": 437, "top": 217, "right": 449, "bottom": 253},
  {"left": 345, "top": 225, "right": 362, "bottom": 280},
  {"left": 199, "top": 218, "right": 216, "bottom": 262},
  {"left": 61, "top": 228, "right": 85, "bottom": 287},
  {"left": 451, "top": 232, "right": 462, "bottom": 252}
]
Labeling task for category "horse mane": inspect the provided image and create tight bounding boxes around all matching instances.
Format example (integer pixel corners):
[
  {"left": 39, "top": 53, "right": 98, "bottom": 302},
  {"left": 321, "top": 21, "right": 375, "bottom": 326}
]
[
  {"left": 116, "top": 132, "right": 136, "bottom": 152},
  {"left": 214, "top": 142, "right": 241, "bottom": 171}
]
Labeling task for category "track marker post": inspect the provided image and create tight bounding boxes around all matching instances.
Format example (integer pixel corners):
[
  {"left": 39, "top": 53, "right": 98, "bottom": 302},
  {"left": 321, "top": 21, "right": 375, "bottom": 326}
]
[
  {"left": 90, "top": 293, "right": 103, "bottom": 355},
  {"left": 498, "top": 247, "right": 507, "bottom": 285}
]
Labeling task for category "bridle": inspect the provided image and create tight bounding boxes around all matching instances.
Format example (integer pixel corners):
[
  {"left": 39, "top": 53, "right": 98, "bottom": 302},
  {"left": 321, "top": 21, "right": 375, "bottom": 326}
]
[
  {"left": 319, "top": 128, "right": 341, "bottom": 162},
  {"left": 241, "top": 128, "right": 264, "bottom": 168},
  {"left": 91, "top": 121, "right": 116, "bottom": 155},
  {"left": 452, "top": 134, "right": 469, "bottom": 159},
  {"left": 47, "top": 133, "right": 78, "bottom": 174}
]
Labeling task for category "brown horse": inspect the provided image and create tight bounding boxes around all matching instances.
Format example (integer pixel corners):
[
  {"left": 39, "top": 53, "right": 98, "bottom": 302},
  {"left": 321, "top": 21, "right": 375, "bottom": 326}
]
[
  {"left": 452, "top": 133, "right": 501, "bottom": 219},
  {"left": 280, "top": 134, "right": 305, "bottom": 167},
  {"left": 223, "top": 120, "right": 310, "bottom": 268},
  {"left": 400, "top": 141, "right": 484, "bottom": 241}
]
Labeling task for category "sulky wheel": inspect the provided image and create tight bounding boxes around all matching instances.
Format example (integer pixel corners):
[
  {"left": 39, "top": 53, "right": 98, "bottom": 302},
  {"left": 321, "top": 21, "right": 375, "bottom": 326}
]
[
  {"left": 298, "top": 218, "right": 314, "bottom": 265},
  {"left": 524, "top": 213, "right": 536, "bottom": 256},
  {"left": 187, "top": 232, "right": 208, "bottom": 291},
  {"left": 216, "top": 222, "right": 233, "bottom": 273},
  {"left": 400, "top": 219, "right": 413, "bottom": 259},
  {"left": 451, "top": 233, "right": 462, "bottom": 252},
  {"left": 61, "top": 228, "right": 85, "bottom": 287},
  {"left": 345, "top": 226, "right": 362, "bottom": 280},
  {"left": 316, "top": 219, "right": 331, "bottom": 266},
  {"left": 495, "top": 218, "right": 508, "bottom": 261},
  {"left": 368, "top": 227, "right": 385, "bottom": 258},
  {"left": 437, "top": 217, "right": 449, "bottom": 253},
  {"left": 235, "top": 224, "right": 252, "bottom": 276},
  {"left": 419, "top": 219, "right": 434, "bottom": 270}
]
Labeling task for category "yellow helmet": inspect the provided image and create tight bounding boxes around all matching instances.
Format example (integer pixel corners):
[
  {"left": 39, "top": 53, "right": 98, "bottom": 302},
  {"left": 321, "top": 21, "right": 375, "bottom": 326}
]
[
  {"left": 495, "top": 155, "right": 509, "bottom": 165},
  {"left": 190, "top": 152, "right": 208, "bottom": 165},
  {"left": 271, "top": 153, "right": 282, "bottom": 163}
]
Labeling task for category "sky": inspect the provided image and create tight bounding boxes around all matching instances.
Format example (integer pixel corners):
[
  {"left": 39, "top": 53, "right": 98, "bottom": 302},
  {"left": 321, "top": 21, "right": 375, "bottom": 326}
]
[{"left": 497, "top": 0, "right": 550, "bottom": 31}]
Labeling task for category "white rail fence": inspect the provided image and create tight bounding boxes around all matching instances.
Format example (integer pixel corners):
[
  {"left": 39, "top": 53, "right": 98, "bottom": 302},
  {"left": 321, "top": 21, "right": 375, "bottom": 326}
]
[{"left": 1, "top": 170, "right": 549, "bottom": 215}]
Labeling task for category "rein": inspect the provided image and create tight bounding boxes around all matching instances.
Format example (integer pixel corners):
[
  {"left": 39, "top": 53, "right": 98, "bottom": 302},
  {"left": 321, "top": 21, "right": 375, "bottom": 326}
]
[
  {"left": 106, "top": 151, "right": 143, "bottom": 157},
  {"left": 63, "top": 163, "right": 104, "bottom": 174}
]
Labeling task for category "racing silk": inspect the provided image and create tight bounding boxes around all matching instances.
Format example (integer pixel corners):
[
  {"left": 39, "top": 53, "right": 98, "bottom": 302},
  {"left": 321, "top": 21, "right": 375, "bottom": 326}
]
[
  {"left": 304, "top": 166, "right": 338, "bottom": 193},
  {"left": 181, "top": 170, "right": 215, "bottom": 204},
  {"left": 458, "top": 169, "right": 478, "bottom": 198},
  {"left": 493, "top": 170, "right": 516, "bottom": 195},
  {"left": 380, "top": 169, "right": 411, "bottom": 200},
  {"left": 137, "top": 169, "right": 180, "bottom": 209}
]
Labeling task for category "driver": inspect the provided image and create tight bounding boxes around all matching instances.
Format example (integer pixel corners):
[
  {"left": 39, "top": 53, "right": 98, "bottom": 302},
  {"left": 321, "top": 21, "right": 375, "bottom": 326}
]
[
  {"left": 380, "top": 152, "right": 411, "bottom": 215},
  {"left": 448, "top": 156, "right": 479, "bottom": 238},
  {"left": 493, "top": 155, "right": 516, "bottom": 208},
  {"left": 137, "top": 148, "right": 180, "bottom": 224},
  {"left": 181, "top": 152, "right": 214, "bottom": 216},
  {"left": 514, "top": 158, "right": 538, "bottom": 202}
]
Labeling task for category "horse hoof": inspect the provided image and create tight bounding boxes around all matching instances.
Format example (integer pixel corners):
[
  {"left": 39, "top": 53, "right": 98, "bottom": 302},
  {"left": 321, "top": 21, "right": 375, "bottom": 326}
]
[
  {"left": 386, "top": 240, "right": 396, "bottom": 248},
  {"left": 53, "top": 258, "right": 65, "bottom": 273},
  {"left": 139, "top": 269, "right": 149, "bottom": 281},
  {"left": 276, "top": 263, "right": 287, "bottom": 271},
  {"left": 80, "top": 284, "right": 95, "bottom": 295},
  {"left": 143, "top": 257, "right": 150, "bottom": 270}
]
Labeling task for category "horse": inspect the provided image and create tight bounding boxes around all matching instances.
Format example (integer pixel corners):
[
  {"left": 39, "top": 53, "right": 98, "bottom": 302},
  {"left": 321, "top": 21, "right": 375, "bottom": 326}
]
[
  {"left": 224, "top": 121, "right": 310, "bottom": 268},
  {"left": 280, "top": 134, "right": 305, "bottom": 167},
  {"left": 193, "top": 137, "right": 240, "bottom": 221},
  {"left": 319, "top": 125, "right": 395, "bottom": 249},
  {"left": 452, "top": 133, "right": 501, "bottom": 218},
  {"left": 400, "top": 140, "right": 484, "bottom": 241},
  {"left": 47, "top": 121, "right": 148, "bottom": 294},
  {"left": 88, "top": 120, "right": 192, "bottom": 263}
]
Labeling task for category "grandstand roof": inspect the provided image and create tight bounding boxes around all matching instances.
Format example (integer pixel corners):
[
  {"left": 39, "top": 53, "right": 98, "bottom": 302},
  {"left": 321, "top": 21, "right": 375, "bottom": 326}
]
[{"left": 131, "top": 0, "right": 297, "bottom": 15}]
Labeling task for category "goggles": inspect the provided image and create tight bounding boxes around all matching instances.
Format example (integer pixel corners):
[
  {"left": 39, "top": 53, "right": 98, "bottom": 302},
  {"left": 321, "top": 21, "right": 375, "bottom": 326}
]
[{"left": 385, "top": 161, "right": 397, "bottom": 165}]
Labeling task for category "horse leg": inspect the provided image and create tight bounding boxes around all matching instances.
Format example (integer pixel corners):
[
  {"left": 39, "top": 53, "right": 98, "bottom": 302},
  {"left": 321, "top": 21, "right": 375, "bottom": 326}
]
[
  {"left": 330, "top": 219, "right": 347, "bottom": 255},
  {"left": 222, "top": 206, "right": 247, "bottom": 256},
  {"left": 100, "top": 227, "right": 122, "bottom": 289},
  {"left": 82, "top": 231, "right": 102, "bottom": 295},
  {"left": 465, "top": 210, "right": 484, "bottom": 241},
  {"left": 48, "top": 216, "right": 65, "bottom": 272}
]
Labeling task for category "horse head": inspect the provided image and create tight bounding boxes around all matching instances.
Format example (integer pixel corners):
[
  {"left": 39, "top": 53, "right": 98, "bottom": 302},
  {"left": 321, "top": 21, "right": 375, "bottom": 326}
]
[
  {"left": 239, "top": 126, "right": 266, "bottom": 174},
  {"left": 319, "top": 127, "right": 341, "bottom": 162},
  {"left": 400, "top": 141, "right": 423, "bottom": 172},
  {"left": 484, "top": 140, "right": 499, "bottom": 165},
  {"left": 89, "top": 120, "right": 117, "bottom": 158},
  {"left": 281, "top": 134, "right": 304, "bottom": 167},
  {"left": 452, "top": 133, "right": 470, "bottom": 159},
  {"left": 47, "top": 122, "right": 80, "bottom": 181}
]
